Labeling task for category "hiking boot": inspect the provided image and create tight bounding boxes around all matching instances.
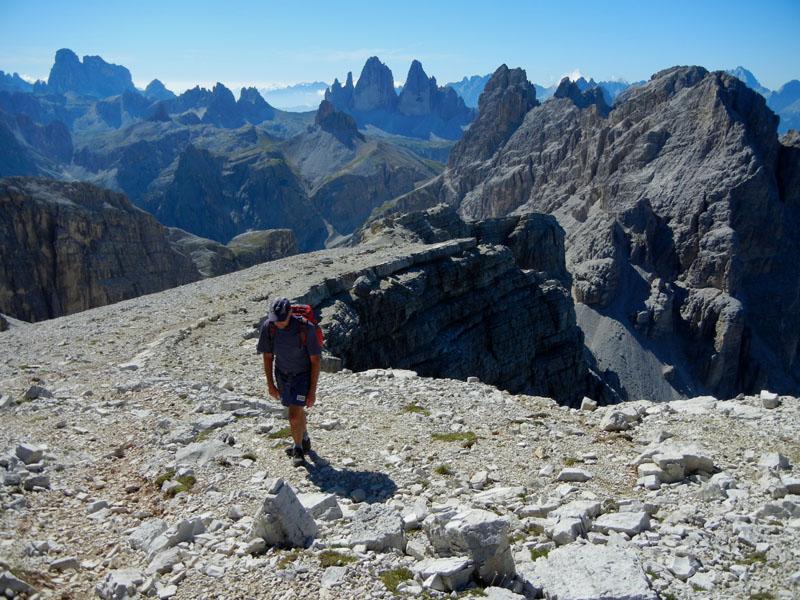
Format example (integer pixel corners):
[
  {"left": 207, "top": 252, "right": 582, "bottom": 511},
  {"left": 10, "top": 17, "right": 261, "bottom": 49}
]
[
  {"left": 291, "top": 447, "right": 305, "bottom": 467},
  {"left": 302, "top": 434, "right": 311, "bottom": 453}
]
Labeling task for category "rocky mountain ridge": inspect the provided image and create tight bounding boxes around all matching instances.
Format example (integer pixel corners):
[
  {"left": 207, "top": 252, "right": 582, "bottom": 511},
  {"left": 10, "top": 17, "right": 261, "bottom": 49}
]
[
  {"left": 0, "top": 238, "right": 798, "bottom": 600},
  {"left": 325, "top": 58, "right": 476, "bottom": 140},
  {"left": 375, "top": 65, "right": 800, "bottom": 402}
]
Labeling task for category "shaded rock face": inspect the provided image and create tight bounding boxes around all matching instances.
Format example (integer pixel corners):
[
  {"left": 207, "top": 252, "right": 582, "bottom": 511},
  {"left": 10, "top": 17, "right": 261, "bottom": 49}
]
[
  {"left": 320, "top": 238, "right": 588, "bottom": 405},
  {"left": 325, "top": 57, "right": 476, "bottom": 140},
  {"left": 394, "top": 66, "right": 800, "bottom": 398},
  {"left": 0, "top": 177, "right": 200, "bottom": 322},
  {"left": 0, "top": 178, "right": 300, "bottom": 322},
  {"left": 47, "top": 49, "right": 135, "bottom": 98},
  {"left": 139, "top": 143, "right": 328, "bottom": 252}
]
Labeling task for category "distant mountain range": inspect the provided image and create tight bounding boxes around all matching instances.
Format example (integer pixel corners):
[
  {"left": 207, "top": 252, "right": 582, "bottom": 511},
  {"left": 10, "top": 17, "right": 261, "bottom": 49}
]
[{"left": 0, "top": 49, "right": 447, "bottom": 251}]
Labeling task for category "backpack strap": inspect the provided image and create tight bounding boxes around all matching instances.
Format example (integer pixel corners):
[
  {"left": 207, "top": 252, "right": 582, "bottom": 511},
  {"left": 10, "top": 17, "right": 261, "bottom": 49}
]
[{"left": 268, "top": 316, "right": 308, "bottom": 347}]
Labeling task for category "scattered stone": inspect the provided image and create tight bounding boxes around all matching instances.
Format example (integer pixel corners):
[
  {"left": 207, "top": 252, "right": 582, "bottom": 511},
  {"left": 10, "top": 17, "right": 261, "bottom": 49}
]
[
  {"left": 49, "top": 556, "right": 80, "bottom": 572},
  {"left": 593, "top": 511, "right": 651, "bottom": 536},
  {"left": 95, "top": 568, "right": 144, "bottom": 600},
  {"left": 759, "top": 452, "right": 791, "bottom": 470},
  {"left": 425, "top": 507, "right": 515, "bottom": 586},
  {"left": 600, "top": 410, "right": 630, "bottom": 431},
  {"left": 580, "top": 396, "right": 597, "bottom": 411},
  {"left": 556, "top": 468, "right": 592, "bottom": 482},
  {"left": 412, "top": 557, "right": 475, "bottom": 592},
  {"left": 250, "top": 478, "right": 318, "bottom": 548},
  {"left": 350, "top": 504, "right": 405, "bottom": 552},
  {"left": 760, "top": 390, "right": 780, "bottom": 409},
  {"left": 16, "top": 443, "right": 44, "bottom": 464},
  {"left": 22, "top": 385, "right": 52, "bottom": 401},
  {"left": 298, "top": 492, "right": 343, "bottom": 521},
  {"left": 519, "top": 543, "right": 658, "bottom": 600}
]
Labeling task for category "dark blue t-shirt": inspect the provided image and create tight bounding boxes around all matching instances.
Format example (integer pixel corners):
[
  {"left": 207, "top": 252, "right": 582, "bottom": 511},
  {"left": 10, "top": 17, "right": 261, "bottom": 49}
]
[{"left": 257, "top": 316, "right": 321, "bottom": 374}]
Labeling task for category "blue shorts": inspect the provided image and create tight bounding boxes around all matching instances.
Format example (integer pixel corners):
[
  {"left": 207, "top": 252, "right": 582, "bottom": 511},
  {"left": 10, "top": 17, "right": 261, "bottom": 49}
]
[{"left": 275, "top": 370, "right": 310, "bottom": 407}]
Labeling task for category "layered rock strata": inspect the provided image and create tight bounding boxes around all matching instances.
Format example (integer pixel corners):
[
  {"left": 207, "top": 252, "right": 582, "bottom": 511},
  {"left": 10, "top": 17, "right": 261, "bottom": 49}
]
[{"left": 312, "top": 237, "right": 587, "bottom": 405}]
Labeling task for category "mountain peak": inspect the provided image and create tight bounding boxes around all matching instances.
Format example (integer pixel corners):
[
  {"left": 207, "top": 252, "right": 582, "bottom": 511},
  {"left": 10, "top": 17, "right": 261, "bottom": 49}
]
[
  {"left": 47, "top": 48, "right": 135, "bottom": 98},
  {"left": 353, "top": 57, "right": 397, "bottom": 112}
]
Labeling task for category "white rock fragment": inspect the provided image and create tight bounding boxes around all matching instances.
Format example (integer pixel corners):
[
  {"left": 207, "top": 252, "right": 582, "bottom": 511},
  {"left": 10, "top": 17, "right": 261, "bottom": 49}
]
[
  {"left": 593, "top": 511, "right": 651, "bottom": 536},
  {"left": 412, "top": 557, "right": 474, "bottom": 592},
  {"left": 350, "top": 504, "right": 405, "bottom": 552},
  {"left": 250, "top": 478, "right": 318, "bottom": 548},
  {"left": 760, "top": 390, "right": 780, "bottom": 408},
  {"left": 556, "top": 468, "right": 592, "bottom": 483}
]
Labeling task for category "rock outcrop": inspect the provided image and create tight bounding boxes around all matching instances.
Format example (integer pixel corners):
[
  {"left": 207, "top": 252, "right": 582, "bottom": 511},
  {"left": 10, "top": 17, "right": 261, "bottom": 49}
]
[
  {"left": 315, "top": 235, "right": 588, "bottom": 405},
  {"left": 390, "top": 65, "right": 800, "bottom": 400},
  {"left": 226, "top": 229, "right": 298, "bottom": 269},
  {"left": 0, "top": 177, "right": 298, "bottom": 321}
]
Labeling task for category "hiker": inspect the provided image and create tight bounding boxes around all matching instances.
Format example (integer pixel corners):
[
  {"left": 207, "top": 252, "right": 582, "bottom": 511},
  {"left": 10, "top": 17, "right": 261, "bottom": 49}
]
[{"left": 257, "top": 297, "right": 321, "bottom": 466}]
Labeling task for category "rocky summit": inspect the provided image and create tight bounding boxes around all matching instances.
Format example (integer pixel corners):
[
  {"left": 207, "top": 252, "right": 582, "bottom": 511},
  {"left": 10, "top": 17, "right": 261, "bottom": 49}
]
[
  {"left": 325, "top": 57, "right": 477, "bottom": 140},
  {"left": 1, "top": 240, "right": 799, "bottom": 600},
  {"left": 388, "top": 65, "right": 800, "bottom": 402}
]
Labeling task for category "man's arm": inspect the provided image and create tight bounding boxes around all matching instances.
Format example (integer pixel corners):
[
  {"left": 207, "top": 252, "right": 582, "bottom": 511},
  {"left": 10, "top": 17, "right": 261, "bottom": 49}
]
[
  {"left": 263, "top": 353, "right": 278, "bottom": 400},
  {"left": 307, "top": 355, "right": 320, "bottom": 407}
]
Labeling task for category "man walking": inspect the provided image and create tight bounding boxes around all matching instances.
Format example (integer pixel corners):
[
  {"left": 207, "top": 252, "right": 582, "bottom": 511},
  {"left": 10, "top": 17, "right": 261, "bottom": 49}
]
[{"left": 257, "top": 297, "right": 321, "bottom": 466}]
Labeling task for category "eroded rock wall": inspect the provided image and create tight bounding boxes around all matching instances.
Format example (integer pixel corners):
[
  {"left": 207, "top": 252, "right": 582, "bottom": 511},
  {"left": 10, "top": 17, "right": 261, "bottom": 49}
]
[{"left": 311, "top": 236, "right": 588, "bottom": 405}]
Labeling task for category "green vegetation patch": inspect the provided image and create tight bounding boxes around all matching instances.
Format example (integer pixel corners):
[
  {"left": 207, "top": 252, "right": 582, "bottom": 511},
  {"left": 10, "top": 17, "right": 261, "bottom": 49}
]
[
  {"left": 530, "top": 547, "right": 550, "bottom": 561},
  {"left": 380, "top": 567, "right": 413, "bottom": 593},
  {"left": 319, "top": 550, "right": 358, "bottom": 568},
  {"left": 402, "top": 401, "right": 430, "bottom": 416},
  {"left": 268, "top": 426, "right": 292, "bottom": 439}
]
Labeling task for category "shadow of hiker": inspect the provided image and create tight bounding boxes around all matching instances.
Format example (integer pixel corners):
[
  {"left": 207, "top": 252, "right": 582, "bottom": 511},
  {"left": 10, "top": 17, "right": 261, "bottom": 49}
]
[{"left": 303, "top": 450, "right": 398, "bottom": 504}]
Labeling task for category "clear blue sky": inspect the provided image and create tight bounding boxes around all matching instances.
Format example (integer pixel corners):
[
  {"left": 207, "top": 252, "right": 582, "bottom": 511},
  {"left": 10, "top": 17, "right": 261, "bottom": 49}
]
[{"left": 1, "top": 0, "right": 798, "bottom": 93}]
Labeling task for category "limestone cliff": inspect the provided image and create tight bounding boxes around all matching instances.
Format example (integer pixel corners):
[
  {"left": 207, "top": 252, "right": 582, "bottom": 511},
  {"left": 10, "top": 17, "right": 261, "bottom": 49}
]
[
  {"left": 0, "top": 178, "right": 299, "bottom": 322},
  {"left": 385, "top": 65, "right": 800, "bottom": 399},
  {"left": 0, "top": 177, "right": 201, "bottom": 321}
]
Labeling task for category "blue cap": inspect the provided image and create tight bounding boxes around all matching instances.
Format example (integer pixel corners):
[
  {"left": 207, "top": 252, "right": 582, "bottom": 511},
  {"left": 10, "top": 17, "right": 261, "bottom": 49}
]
[{"left": 268, "top": 297, "right": 291, "bottom": 322}]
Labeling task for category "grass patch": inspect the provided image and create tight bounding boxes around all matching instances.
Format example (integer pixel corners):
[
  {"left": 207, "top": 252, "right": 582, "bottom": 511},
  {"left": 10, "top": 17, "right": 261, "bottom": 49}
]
[
  {"left": 242, "top": 452, "right": 257, "bottom": 462},
  {"left": 432, "top": 431, "right": 477, "bottom": 448},
  {"left": 195, "top": 429, "right": 212, "bottom": 442},
  {"left": 530, "top": 547, "right": 550, "bottom": 561},
  {"left": 435, "top": 464, "right": 452, "bottom": 475},
  {"left": 380, "top": 567, "right": 413, "bottom": 593},
  {"left": 319, "top": 551, "right": 358, "bottom": 568},
  {"left": 403, "top": 402, "right": 430, "bottom": 416},
  {"left": 154, "top": 470, "right": 175, "bottom": 487},
  {"left": 278, "top": 550, "right": 300, "bottom": 569},
  {"left": 268, "top": 426, "right": 292, "bottom": 439},
  {"left": 563, "top": 456, "right": 580, "bottom": 466},
  {"left": 738, "top": 551, "right": 767, "bottom": 566},
  {"left": 749, "top": 593, "right": 775, "bottom": 600}
]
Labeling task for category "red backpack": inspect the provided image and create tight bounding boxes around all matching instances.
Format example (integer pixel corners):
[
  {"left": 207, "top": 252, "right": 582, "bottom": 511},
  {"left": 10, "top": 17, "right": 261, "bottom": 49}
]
[{"left": 269, "top": 304, "right": 323, "bottom": 349}]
